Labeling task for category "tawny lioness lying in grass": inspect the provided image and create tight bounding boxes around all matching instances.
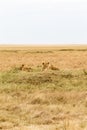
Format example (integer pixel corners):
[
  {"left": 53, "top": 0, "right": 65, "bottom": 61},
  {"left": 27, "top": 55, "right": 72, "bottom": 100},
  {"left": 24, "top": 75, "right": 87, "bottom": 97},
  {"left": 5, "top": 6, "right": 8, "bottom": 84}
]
[
  {"left": 42, "top": 62, "right": 59, "bottom": 71},
  {"left": 19, "top": 64, "right": 32, "bottom": 72},
  {"left": 42, "top": 62, "right": 50, "bottom": 71}
]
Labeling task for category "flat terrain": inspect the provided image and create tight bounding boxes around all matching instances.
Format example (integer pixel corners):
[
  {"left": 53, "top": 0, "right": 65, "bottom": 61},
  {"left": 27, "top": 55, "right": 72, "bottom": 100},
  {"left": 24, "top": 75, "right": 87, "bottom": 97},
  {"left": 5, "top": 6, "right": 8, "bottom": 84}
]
[
  {"left": 0, "top": 45, "right": 87, "bottom": 130},
  {"left": 0, "top": 45, "right": 87, "bottom": 71}
]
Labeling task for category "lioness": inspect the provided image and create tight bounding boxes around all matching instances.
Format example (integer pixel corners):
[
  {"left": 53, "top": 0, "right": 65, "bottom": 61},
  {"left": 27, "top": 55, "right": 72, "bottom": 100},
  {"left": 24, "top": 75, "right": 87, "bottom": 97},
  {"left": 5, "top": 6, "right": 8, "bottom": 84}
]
[
  {"left": 42, "top": 62, "right": 50, "bottom": 71},
  {"left": 42, "top": 62, "right": 59, "bottom": 71},
  {"left": 19, "top": 64, "right": 32, "bottom": 72}
]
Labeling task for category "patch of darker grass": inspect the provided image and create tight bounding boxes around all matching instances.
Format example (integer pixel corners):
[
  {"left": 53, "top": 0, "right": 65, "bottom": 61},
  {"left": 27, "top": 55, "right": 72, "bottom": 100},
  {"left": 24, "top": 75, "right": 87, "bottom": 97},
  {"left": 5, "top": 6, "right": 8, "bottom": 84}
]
[
  {"left": 0, "top": 50, "right": 19, "bottom": 53},
  {"left": 1, "top": 69, "right": 87, "bottom": 91},
  {"left": 59, "top": 49, "right": 75, "bottom": 51},
  {"left": 59, "top": 49, "right": 87, "bottom": 52},
  {"left": 24, "top": 50, "right": 53, "bottom": 54}
]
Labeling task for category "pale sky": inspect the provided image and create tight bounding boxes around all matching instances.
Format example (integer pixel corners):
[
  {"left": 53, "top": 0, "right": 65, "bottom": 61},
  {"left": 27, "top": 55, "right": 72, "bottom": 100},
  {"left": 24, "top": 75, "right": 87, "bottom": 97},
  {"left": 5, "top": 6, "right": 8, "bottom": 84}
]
[{"left": 0, "top": 0, "right": 87, "bottom": 45}]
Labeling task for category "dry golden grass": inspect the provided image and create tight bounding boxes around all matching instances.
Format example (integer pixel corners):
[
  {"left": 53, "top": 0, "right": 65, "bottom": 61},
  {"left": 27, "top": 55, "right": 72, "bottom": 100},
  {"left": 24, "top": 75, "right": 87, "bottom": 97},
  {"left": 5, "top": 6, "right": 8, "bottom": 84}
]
[
  {"left": 1, "top": 88, "right": 87, "bottom": 130},
  {"left": 0, "top": 45, "right": 87, "bottom": 71},
  {"left": 0, "top": 45, "right": 87, "bottom": 130}
]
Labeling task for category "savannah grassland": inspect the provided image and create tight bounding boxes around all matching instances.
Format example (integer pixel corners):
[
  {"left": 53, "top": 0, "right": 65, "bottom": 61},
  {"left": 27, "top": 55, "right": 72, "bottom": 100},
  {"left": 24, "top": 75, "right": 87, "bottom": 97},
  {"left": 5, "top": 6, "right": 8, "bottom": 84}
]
[{"left": 1, "top": 45, "right": 87, "bottom": 130}]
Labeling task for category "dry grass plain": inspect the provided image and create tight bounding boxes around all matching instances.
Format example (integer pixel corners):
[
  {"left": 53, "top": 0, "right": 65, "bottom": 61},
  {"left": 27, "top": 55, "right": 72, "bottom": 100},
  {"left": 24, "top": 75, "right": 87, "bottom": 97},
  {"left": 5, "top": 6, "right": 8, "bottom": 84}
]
[
  {"left": 1, "top": 45, "right": 87, "bottom": 130},
  {"left": 1, "top": 45, "right": 87, "bottom": 71}
]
